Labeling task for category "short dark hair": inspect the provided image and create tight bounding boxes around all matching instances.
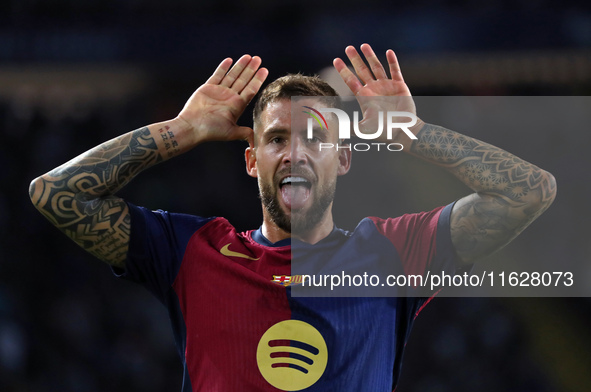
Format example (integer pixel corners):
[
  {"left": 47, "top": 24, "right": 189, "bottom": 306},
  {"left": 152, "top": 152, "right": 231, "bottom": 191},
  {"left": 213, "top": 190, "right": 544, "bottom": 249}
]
[{"left": 253, "top": 74, "right": 340, "bottom": 127}]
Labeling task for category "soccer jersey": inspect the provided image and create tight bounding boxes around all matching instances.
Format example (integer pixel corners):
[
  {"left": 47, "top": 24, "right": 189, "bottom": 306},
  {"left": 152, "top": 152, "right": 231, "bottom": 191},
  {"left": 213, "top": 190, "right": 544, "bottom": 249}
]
[{"left": 115, "top": 202, "right": 458, "bottom": 392}]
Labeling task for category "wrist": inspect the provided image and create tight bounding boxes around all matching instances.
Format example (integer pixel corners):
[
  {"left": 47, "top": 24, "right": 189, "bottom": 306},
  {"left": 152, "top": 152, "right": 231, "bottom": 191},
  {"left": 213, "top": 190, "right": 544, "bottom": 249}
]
[
  {"left": 147, "top": 116, "right": 203, "bottom": 161},
  {"left": 390, "top": 117, "right": 425, "bottom": 149},
  {"left": 171, "top": 115, "right": 207, "bottom": 146},
  {"left": 406, "top": 118, "right": 426, "bottom": 142}
]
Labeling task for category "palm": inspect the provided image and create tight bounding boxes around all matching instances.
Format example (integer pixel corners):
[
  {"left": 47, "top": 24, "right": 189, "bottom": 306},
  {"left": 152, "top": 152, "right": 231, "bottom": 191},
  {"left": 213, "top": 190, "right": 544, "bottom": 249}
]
[
  {"left": 181, "top": 84, "right": 248, "bottom": 140},
  {"left": 356, "top": 78, "right": 410, "bottom": 97},
  {"left": 178, "top": 55, "right": 268, "bottom": 142}
]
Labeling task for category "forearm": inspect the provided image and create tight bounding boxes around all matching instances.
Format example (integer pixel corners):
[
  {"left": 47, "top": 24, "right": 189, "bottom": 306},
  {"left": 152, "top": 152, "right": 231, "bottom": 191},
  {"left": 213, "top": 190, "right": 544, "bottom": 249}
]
[
  {"left": 29, "top": 117, "right": 195, "bottom": 203},
  {"left": 409, "top": 123, "right": 556, "bottom": 208},
  {"left": 28, "top": 117, "right": 196, "bottom": 265}
]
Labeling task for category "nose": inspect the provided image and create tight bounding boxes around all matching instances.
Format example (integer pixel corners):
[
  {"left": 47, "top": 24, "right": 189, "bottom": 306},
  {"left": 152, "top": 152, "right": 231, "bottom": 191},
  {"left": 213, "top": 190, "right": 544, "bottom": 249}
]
[{"left": 283, "top": 137, "right": 308, "bottom": 165}]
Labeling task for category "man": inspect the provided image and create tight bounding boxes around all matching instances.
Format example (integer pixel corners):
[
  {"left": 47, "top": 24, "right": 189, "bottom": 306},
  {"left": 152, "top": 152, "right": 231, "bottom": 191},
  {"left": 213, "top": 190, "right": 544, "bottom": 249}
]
[{"left": 29, "top": 44, "right": 556, "bottom": 391}]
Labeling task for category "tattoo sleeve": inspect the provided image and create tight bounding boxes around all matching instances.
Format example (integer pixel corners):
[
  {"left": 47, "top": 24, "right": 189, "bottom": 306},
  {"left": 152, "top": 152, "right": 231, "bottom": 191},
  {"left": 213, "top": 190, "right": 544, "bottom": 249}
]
[
  {"left": 29, "top": 127, "right": 163, "bottom": 268},
  {"left": 410, "top": 124, "right": 557, "bottom": 263}
]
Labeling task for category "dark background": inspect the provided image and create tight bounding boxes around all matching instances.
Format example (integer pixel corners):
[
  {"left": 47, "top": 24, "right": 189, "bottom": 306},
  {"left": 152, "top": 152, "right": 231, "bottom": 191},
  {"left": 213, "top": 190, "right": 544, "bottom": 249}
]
[{"left": 1, "top": 1, "right": 590, "bottom": 391}]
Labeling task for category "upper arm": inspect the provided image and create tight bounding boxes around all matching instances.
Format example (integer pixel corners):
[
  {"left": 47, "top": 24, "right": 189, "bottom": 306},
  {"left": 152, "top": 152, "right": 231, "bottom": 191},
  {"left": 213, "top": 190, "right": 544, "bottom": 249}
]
[{"left": 29, "top": 177, "right": 130, "bottom": 268}]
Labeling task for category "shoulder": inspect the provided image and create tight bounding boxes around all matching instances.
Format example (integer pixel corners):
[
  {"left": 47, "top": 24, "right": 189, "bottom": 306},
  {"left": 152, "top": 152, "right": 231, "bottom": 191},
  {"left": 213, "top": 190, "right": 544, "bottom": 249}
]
[
  {"left": 337, "top": 205, "right": 450, "bottom": 244},
  {"left": 128, "top": 203, "right": 221, "bottom": 235},
  {"left": 126, "top": 203, "right": 239, "bottom": 261},
  {"left": 365, "top": 204, "right": 450, "bottom": 237}
]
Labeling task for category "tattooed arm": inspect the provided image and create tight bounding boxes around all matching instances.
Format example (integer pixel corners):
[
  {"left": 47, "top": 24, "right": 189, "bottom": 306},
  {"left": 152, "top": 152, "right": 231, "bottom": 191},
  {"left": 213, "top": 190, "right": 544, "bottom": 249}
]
[
  {"left": 29, "top": 56, "right": 268, "bottom": 268},
  {"left": 335, "top": 44, "right": 557, "bottom": 265},
  {"left": 409, "top": 125, "right": 556, "bottom": 264},
  {"left": 28, "top": 124, "right": 185, "bottom": 268}
]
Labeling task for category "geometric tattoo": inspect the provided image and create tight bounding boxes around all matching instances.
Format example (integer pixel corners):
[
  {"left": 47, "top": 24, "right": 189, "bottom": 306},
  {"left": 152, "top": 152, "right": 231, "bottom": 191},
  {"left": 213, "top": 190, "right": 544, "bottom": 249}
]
[
  {"left": 411, "top": 124, "right": 557, "bottom": 262},
  {"left": 411, "top": 124, "right": 556, "bottom": 205},
  {"left": 29, "top": 127, "right": 162, "bottom": 268}
]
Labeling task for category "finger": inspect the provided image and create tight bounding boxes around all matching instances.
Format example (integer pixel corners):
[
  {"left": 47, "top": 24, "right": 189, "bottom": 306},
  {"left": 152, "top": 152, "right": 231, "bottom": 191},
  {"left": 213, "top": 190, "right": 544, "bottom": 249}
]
[
  {"left": 360, "top": 43, "right": 387, "bottom": 80},
  {"left": 230, "top": 56, "right": 262, "bottom": 92},
  {"left": 239, "top": 67, "right": 269, "bottom": 102},
  {"left": 206, "top": 58, "right": 233, "bottom": 85},
  {"left": 220, "top": 55, "right": 252, "bottom": 87},
  {"left": 333, "top": 57, "right": 364, "bottom": 95},
  {"left": 235, "top": 126, "right": 254, "bottom": 141},
  {"left": 386, "top": 49, "right": 404, "bottom": 82},
  {"left": 345, "top": 45, "right": 374, "bottom": 85},
  {"left": 244, "top": 128, "right": 255, "bottom": 146}
]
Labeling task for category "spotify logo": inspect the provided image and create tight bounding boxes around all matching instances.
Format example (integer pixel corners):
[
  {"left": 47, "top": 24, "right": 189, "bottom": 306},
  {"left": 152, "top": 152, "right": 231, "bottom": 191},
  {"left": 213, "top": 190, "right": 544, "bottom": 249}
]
[{"left": 256, "top": 320, "right": 328, "bottom": 391}]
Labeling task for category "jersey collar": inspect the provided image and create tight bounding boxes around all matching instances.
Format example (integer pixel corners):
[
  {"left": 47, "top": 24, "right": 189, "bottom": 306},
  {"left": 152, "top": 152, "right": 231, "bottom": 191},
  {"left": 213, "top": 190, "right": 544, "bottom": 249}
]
[{"left": 252, "top": 226, "right": 349, "bottom": 248}]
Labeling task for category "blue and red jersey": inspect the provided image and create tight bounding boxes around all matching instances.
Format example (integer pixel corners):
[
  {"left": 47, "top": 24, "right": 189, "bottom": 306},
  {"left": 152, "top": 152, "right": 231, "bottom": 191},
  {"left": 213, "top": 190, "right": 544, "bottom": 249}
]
[{"left": 115, "top": 202, "right": 458, "bottom": 391}]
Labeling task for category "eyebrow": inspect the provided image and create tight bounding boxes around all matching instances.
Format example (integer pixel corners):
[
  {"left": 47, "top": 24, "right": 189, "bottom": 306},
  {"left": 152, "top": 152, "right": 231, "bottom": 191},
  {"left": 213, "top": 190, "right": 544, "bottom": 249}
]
[
  {"left": 262, "top": 128, "right": 290, "bottom": 137},
  {"left": 261, "top": 126, "right": 331, "bottom": 139}
]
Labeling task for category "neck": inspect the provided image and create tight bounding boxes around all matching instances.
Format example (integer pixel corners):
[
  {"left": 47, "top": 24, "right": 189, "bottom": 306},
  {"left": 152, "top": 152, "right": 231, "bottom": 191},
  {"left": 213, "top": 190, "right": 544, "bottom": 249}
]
[{"left": 261, "top": 208, "right": 335, "bottom": 245}]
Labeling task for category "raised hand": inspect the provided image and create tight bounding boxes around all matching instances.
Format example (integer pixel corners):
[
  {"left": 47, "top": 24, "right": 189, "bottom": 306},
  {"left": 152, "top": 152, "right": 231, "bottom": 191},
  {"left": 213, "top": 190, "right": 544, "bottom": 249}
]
[
  {"left": 333, "top": 44, "right": 411, "bottom": 98},
  {"left": 333, "top": 44, "right": 420, "bottom": 140},
  {"left": 178, "top": 55, "right": 268, "bottom": 143}
]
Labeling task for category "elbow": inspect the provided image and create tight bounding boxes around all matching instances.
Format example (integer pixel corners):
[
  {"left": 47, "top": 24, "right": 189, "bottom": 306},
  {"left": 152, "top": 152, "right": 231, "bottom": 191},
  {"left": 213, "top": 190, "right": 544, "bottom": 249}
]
[
  {"left": 533, "top": 170, "right": 557, "bottom": 214},
  {"left": 544, "top": 171, "right": 557, "bottom": 206},
  {"left": 29, "top": 176, "right": 44, "bottom": 207}
]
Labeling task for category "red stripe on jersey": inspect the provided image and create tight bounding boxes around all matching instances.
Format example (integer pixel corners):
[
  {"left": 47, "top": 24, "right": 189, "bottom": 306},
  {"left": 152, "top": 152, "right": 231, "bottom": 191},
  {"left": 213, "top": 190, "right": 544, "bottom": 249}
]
[
  {"left": 368, "top": 206, "right": 444, "bottom": 277},
  {"left": 172, "top": 218, "right": 291, "bottom": 390}
]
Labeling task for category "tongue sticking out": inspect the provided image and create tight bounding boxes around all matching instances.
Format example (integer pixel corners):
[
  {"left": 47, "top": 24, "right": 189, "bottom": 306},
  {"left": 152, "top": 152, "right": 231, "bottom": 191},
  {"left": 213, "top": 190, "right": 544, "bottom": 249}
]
[{"left": 280, "top": 184, "right": 310, "bottom": 210}]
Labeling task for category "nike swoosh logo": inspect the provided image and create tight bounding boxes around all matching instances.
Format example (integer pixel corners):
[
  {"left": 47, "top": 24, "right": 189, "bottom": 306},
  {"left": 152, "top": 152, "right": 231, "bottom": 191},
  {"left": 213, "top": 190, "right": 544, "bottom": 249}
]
[{"left": 220, "top": 243, "right": 260, "bottom": 260}]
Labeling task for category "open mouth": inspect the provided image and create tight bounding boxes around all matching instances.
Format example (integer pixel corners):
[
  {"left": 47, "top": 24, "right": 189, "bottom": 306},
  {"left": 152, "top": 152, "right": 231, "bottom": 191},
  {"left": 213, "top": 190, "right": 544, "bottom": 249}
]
[{"left": 279, "top": 176, "right": 312, "bottom": 210}]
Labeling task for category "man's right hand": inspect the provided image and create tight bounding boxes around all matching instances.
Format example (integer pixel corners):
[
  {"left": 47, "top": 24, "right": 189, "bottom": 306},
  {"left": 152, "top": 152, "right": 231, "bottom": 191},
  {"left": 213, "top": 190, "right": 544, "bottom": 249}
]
[{"left": 177, "top": 55, "right": 268, "bottom": 144}]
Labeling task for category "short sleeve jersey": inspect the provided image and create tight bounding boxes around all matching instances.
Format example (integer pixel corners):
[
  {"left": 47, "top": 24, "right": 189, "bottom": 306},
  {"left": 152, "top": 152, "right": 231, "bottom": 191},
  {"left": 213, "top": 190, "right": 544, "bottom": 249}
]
[{"left": 115, "top": 202, "right": 458, "bottom": 392}]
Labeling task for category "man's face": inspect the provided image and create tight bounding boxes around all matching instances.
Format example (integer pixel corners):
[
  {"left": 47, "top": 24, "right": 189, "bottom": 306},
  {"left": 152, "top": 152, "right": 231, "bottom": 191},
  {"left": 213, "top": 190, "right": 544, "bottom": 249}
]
[{"left": 246, "top": 98, "right": 350, "bottom": 236}]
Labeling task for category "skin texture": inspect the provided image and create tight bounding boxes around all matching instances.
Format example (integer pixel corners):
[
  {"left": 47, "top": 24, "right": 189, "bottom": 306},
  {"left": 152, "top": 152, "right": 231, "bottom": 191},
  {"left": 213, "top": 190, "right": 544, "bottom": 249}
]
[{"left": 29, "top": 44, "right": 556, "bottom": 270}]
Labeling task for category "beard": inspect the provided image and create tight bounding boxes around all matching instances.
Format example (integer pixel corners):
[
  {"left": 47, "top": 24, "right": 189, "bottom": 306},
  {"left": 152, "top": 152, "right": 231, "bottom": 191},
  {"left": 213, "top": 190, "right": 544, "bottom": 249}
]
[{"left": 260, "top": 175, "right": 336, "bottom": 236}]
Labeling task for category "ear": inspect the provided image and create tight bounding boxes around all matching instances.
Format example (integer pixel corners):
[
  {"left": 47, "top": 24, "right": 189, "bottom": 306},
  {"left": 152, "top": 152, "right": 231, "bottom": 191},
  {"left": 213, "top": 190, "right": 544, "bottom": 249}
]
[
  {"left": 245, "top": 142, "right": 258, "bottom": 178},
  {"left": 337, "top": 144, "right": 352, "bottom": 176}
]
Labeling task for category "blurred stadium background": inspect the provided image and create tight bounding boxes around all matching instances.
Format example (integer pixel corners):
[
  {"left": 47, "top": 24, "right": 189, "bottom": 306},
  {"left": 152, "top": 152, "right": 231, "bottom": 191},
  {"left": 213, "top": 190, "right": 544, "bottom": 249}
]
[{"left": 0, "top": 0, "right": 590, "bottom": 391}]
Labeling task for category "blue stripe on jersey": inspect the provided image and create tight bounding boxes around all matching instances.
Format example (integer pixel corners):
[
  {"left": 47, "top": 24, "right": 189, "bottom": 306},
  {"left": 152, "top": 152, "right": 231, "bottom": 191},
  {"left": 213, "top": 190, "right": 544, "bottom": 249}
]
[
  {"left": 288, "top": 295, "right": 399, "bottom": 392},
  {"left": 285, "top": 205, "right": 456, "bottom": 391},
  {"left": 287, "top": 220, "right": 402, "bottom": 391},
  {"left": 119, "top": 202, "right": 217, "bottom": 392}
]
